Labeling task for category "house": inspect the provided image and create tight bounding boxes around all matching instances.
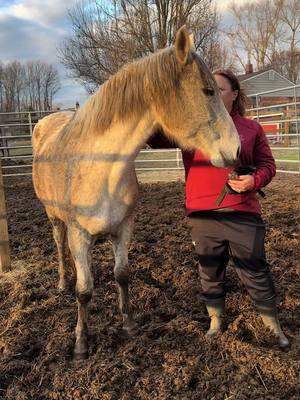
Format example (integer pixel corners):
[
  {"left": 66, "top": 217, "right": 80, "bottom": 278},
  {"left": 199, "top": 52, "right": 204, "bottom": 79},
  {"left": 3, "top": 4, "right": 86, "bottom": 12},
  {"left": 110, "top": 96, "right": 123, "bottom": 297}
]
[
  {"left": 238, "top": 64, "right": 299, "bottom": 107},
  {"left": 238, "top": 64, "right": 300, "bottom": 145}
]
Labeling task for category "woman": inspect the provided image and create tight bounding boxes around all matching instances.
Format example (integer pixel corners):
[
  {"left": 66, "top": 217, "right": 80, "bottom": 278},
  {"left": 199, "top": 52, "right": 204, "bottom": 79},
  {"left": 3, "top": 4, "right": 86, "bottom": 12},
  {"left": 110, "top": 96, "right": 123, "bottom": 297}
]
[{"left": 148, "top": 69, "right": 289, "bottom": 348}]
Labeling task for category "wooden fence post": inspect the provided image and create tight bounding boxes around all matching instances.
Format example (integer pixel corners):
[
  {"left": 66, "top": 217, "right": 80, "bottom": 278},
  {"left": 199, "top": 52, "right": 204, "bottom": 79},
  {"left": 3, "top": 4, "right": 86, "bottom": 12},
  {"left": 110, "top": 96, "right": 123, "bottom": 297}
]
[{"left": 0, "top": 158, "right": 11, "bottom": 272}]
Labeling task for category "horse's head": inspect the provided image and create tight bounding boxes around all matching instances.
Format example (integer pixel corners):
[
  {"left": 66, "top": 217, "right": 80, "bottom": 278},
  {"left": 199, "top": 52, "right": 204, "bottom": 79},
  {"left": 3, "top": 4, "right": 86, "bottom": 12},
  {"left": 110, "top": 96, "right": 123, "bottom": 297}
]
[{"left": 149, "top": 26, "right": 240, "bottom": 167}]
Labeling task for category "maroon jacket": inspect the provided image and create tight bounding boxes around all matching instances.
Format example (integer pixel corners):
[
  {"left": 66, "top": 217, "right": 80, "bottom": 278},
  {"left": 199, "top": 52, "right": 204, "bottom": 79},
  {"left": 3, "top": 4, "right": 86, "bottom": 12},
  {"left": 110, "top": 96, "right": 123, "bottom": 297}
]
[{"left": 148, "top": 111, "right": 276, "bottom": 215}]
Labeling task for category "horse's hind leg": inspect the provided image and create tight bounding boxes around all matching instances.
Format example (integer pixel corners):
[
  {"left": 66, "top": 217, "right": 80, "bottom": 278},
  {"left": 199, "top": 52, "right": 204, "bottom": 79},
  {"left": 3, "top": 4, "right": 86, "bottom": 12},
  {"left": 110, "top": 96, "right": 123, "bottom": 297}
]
[
  {"left": 51, "top": 219, "right": 68, "bottom": 291},
  {"left": 67, "top": 225, "right": 93, "bottom": 360},
  {"left": 111, "top": 215, "right": 137, "bottom": 334}
]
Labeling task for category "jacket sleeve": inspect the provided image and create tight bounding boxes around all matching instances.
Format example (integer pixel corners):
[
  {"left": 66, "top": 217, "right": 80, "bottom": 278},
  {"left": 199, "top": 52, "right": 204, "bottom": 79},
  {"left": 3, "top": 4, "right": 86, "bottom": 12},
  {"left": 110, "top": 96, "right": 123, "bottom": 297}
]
[
  {"left": 253, "top": 125, "right": 276, "bottom": 189},
  {"left": 147, "top": 128, "right": 177, "bottom": 149}
]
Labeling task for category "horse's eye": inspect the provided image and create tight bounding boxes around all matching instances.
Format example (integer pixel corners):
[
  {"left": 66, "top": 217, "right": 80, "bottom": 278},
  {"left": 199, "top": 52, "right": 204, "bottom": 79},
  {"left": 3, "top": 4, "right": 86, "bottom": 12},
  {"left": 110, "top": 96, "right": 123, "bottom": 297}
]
[{"left": 202, "top": 88, "right": 215, "bottom": 96}]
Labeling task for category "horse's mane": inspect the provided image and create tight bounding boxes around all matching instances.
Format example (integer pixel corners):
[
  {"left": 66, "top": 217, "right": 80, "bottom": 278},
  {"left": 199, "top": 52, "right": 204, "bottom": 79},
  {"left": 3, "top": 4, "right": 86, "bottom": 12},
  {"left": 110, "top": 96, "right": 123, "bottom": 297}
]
[{"left": 64, "top": 47, "right": 182, "bottom": 138}]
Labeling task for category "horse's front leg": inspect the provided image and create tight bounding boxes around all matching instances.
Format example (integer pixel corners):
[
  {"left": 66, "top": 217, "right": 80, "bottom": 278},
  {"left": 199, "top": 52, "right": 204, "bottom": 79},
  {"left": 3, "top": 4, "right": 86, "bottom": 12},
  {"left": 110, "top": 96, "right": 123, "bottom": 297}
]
[
  {"left": 112, "top": 215, "right": 137, "bottom": 334},
  {"left": 67, "top": 226, "right": 93, "bottom": 360}
]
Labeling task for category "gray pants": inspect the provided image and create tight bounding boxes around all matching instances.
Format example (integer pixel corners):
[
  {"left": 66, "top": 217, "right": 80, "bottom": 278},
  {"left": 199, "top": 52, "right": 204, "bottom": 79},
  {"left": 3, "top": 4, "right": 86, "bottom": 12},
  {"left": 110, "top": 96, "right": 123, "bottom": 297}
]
[{"left": 188, "top": 211, "right": 276, "bottom": 302}]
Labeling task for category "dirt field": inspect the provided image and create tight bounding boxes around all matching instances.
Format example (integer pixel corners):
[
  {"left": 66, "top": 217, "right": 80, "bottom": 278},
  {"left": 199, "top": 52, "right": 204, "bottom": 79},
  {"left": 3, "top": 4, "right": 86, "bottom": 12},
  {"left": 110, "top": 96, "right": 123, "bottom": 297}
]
[{"left": 0, "top": 173, "right": 299, "bottom": 400}]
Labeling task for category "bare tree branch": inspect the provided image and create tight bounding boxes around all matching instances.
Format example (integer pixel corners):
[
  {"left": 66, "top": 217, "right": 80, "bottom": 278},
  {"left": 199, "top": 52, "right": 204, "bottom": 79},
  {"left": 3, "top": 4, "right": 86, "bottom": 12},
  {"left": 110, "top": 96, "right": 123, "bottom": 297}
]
[
  {"left": 0, "top": 60, "right": 60, "bottom": 111},
  {"left": 60, "top": 0, "right": 222, "bottom": 91}
]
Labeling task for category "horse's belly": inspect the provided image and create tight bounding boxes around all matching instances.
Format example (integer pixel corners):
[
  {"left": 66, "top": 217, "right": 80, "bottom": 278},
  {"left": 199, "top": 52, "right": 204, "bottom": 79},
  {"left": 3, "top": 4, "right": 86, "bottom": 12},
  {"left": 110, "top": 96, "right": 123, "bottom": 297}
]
[
  {"left": 70, "top": 165, "right": 138, "bottom": 235},
  {"left": 75, "top": 197, "right": 137, "bottom": 235},
  {"left": 33, "top": 148, "right": 138, "bottom": 233}
]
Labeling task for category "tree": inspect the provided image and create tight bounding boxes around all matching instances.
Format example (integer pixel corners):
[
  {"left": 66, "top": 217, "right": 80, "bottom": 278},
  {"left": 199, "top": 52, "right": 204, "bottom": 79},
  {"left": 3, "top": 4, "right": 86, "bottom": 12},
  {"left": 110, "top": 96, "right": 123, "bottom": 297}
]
[
  {"left": 60, "top": 0, "right": 221, "bottom": 92},
  {"left": 1, "top": 61, "right": 25, "bottom": 112},
  {"left": 43, "top": 64, "right": 61, "bottom": 109},
  {"left": 204, "top": 39, "right": 239, "bottom": 72},
  {"left": 224, "top": 0, "right": 300, "bottom": 81},
  {"left": 275, "top": 0, "right": 300, "bottom": 82},
  {"left": 25, "top": 61, "right": 60, "bottom": 110},
  {"left": 267, "top": 49, "right": 300, "bottom": 82},
  {"left": 0, "top": 60, "right": 60, "bottom": 112},
  {"left": 225, "top": 0, "right": 285, "bottom": 71},
  {"left": 0, "top": 62, "right": 5, "bottom": 112}
]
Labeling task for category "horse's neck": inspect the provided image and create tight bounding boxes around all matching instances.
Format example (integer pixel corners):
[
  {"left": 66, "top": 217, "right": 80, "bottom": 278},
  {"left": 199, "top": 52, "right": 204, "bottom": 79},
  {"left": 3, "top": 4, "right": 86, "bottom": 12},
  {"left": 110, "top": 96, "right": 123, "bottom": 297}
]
[
  {"left": 101, "top": 113, "right": 156, "bottom": 160},
  {"left": 73, "top": 111, "right": 156, "bottom": 164}
]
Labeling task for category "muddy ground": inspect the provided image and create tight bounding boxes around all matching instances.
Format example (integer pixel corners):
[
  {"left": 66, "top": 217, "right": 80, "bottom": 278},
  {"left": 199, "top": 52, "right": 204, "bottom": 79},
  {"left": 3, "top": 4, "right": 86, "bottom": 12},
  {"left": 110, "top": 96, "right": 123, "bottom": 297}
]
[{"left": 0, "top": 173, "right": 299, "bottom": 400}]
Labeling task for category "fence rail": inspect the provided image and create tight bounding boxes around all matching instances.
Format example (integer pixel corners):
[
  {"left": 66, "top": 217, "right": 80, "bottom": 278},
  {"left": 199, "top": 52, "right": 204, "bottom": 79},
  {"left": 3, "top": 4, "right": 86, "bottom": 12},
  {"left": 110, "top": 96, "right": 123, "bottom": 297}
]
[{"left": 1, "top": 83, "right": 300, "bottom": 177}]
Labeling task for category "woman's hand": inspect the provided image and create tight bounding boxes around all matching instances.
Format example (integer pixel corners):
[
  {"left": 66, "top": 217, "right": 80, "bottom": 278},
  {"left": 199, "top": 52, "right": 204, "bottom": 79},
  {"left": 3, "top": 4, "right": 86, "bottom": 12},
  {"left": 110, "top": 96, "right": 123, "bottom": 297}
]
[{"left": 228, "top": 175, "right": 255, "bottom": 193}]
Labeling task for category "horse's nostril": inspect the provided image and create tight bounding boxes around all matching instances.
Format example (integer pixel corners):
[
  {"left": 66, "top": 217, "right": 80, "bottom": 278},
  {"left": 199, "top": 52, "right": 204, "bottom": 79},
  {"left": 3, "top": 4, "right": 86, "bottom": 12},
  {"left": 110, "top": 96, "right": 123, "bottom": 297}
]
[{"left": 236, "top": 146, "right": 241, "bottom": 159}]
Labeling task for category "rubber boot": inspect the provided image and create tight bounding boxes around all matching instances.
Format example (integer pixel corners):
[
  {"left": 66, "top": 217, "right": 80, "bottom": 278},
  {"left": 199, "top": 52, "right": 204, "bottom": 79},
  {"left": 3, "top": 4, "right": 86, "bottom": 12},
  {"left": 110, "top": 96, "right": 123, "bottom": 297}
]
[
  {"left": 255, "top": 299, "right": 290, "bottom": 349},
  {"left": 205, "top": 297, "right": 225, "bottom": 338}
]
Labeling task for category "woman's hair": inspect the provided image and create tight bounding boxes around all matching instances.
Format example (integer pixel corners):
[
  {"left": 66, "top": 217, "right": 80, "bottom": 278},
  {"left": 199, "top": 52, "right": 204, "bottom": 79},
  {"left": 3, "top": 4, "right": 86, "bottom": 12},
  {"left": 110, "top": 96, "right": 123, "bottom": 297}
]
[{"left": 213, "top": 69, "right": 248, "bottom": 116}]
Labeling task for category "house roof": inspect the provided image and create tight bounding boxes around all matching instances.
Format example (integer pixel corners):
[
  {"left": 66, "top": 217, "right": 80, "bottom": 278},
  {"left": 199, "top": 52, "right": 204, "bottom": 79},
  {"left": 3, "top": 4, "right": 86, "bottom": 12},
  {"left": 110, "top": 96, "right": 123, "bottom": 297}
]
[
  {"left": 237, "top": 68, "right": 295, "bottom": 86},
  {"left": 238, "top": 69, "right": 270, "bottom": 82}
]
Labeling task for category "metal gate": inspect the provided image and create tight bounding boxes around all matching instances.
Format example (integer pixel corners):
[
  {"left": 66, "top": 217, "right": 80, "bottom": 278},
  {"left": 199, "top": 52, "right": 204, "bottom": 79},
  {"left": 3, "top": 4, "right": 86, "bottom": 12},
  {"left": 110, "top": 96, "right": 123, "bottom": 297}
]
[{"left": 1, "top": 84, "right": 300, "bottom": 177}]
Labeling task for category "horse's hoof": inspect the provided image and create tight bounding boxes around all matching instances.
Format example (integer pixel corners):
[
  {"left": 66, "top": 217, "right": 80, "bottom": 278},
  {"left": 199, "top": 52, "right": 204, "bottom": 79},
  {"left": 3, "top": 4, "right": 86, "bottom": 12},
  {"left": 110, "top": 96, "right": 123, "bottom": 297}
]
[
  {"left": 277, "top": 334, "right": 290, "bottom": 350},
  {"left": 205, "top": 328, "right": 222, "bottom": 339},
  {"left": 73, "top": 350, "right": 88, "bottom": 361},
  {"left": 57, "top": 281, "right": 66, "bottom": 292}
]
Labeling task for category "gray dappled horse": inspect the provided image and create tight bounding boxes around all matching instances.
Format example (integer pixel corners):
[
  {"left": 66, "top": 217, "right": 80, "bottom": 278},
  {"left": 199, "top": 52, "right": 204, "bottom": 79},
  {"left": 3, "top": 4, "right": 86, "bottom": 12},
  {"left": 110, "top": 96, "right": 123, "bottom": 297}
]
[{"left": 32, "top": 26, "right": 240, "bottom": 359}]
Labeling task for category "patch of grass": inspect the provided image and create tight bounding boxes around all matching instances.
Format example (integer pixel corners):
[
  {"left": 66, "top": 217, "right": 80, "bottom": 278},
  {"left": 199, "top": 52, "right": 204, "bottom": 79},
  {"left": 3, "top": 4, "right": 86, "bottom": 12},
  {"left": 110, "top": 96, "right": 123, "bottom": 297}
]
[{"left": 271, "top": 148, "right": 300, "bottom": 161}]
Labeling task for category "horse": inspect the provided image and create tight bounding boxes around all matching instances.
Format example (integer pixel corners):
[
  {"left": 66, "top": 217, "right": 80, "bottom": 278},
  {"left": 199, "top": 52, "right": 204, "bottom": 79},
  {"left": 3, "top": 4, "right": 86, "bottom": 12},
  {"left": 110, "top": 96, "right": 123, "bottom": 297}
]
[{"left": 32, "top": 26, "right": 240, "bottom": 360}]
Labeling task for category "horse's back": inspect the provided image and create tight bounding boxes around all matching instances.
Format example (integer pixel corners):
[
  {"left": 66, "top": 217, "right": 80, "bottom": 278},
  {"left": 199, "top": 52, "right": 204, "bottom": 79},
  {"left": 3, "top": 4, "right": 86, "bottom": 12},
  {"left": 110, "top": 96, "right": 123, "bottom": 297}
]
[{"left": 32, "top": 111, "right": 75, "bottom": 156}]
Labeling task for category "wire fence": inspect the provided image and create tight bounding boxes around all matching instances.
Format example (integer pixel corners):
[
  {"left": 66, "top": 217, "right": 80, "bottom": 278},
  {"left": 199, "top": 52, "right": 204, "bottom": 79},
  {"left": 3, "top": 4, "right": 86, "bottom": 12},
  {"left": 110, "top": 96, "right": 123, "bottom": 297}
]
[{"left": 1, "top": 84, "right": 300, "bottom": 177}]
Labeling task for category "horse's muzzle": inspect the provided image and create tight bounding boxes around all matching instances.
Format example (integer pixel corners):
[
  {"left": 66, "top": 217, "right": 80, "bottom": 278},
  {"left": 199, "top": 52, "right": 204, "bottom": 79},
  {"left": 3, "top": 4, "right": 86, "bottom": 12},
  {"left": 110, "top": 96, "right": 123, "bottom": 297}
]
[{"left": 211, "top": 146, "right": 240, "bottom": 168}]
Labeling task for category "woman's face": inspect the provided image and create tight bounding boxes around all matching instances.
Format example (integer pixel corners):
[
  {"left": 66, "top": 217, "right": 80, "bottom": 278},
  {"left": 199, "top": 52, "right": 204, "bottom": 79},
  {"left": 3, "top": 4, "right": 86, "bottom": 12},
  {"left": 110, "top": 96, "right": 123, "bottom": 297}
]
[{"left": 214, "top": 74, "right": 238, "bottom": 113}]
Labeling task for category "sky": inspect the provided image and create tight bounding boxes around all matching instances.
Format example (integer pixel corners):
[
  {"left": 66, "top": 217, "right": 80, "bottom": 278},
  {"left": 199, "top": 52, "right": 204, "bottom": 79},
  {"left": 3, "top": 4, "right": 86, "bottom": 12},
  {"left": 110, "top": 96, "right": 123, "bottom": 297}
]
[{"left": 0, "top": 0, "right": 249, "bottom": 108}]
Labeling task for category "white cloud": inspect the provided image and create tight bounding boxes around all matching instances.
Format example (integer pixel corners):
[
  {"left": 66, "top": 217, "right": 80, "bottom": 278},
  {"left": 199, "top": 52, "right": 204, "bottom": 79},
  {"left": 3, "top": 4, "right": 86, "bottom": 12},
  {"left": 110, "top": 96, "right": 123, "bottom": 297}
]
[
  {"left": 9, "top": 0, "right": 76, "bottom": 25},
  {"left": 215, "top": 0, "right": 258, "bottom": 12},
  {"left": 0, "top": 1, "right": 89, "bottom": 107}
]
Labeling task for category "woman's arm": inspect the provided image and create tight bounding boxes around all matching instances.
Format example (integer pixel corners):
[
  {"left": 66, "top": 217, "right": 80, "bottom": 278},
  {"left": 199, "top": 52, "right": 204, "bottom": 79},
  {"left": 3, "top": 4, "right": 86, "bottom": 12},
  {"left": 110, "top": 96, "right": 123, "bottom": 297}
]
[
  {"left": 228, "top": 123, "right": 276, "bottom": 193},
  {"left": 253, "top": 125, "right": 276, "bottom": 189}
]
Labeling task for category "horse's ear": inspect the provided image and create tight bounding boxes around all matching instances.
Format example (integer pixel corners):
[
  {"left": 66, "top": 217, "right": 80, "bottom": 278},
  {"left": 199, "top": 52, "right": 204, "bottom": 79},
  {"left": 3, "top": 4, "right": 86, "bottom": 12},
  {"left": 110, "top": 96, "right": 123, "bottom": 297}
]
[{"left": 175, "top": 25, "right": 192, "bottom": 65}]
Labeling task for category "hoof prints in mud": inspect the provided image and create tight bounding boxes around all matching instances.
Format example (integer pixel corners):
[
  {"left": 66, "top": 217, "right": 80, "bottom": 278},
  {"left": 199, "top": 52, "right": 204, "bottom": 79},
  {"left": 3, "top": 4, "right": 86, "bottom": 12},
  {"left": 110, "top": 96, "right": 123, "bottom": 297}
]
[{"left": 0, "top": 174, "right": 299, "bottom": 400}]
